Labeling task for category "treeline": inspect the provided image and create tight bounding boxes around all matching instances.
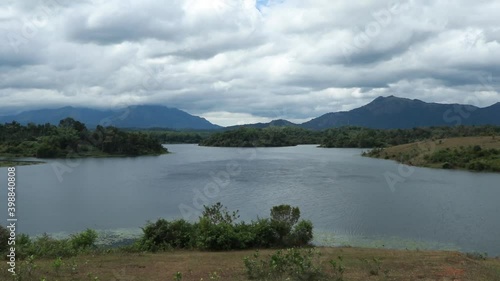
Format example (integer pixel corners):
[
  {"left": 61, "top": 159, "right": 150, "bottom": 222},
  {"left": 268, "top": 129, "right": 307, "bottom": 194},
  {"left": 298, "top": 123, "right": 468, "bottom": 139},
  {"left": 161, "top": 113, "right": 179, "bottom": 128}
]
[
  {"left": 199, "top": 125, "right": 500, "bottom": 148},
  {"left": 199, "top": 127, "right": 323, "bottom": 147},
  {"left": 141, "top": 129, "right": 210, "bottom": 144},
  {"left": 0, "top": 118, "right": 167, "bottom": 158}
]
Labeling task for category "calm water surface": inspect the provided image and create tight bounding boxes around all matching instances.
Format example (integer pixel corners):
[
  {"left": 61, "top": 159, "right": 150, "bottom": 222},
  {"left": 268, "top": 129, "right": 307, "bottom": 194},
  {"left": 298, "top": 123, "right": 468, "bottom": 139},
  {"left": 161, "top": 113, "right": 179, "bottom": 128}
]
[{"left": 1, "top": 144, "right": 499, "bottom": 255}]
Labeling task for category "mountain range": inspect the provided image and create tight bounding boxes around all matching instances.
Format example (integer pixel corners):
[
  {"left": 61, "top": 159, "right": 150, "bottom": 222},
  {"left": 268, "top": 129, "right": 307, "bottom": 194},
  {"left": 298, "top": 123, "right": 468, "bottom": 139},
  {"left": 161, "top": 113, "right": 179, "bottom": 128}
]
[
  {"left": 0, "top": 105, "right": 220, "bottom": 130},
  {"left": 0, "top": 96, "right": 499, "bottom": 130},
  {"left": 301, "top": 96, "right": 500, "bottom": 129}
]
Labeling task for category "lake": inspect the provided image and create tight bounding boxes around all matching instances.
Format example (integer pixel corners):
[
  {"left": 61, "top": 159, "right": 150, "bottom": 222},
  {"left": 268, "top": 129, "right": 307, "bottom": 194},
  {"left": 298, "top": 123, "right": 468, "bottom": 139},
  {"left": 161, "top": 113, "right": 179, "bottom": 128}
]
[{"left": 1, "top": 144, "right": 499, "bottom": 256}]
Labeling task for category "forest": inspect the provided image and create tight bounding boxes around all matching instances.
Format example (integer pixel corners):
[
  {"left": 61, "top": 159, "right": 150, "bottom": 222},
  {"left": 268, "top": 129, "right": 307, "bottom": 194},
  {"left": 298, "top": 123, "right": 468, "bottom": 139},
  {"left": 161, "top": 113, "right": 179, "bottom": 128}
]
[
  {"left": 0, "top": 118, "right": 168, "bottom": 159},
  {"left": 199, "top": 125, "right": 500, "bottom": 148},
  {"left": 199, "top": 127, "right": 323, "bottom": 147}
]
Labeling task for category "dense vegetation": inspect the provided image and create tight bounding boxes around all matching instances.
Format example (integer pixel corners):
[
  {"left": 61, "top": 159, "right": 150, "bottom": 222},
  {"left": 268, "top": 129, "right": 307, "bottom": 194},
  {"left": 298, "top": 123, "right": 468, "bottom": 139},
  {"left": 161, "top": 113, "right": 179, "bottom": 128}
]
[
  {"left": 200, "top": 125, "right": 500, "bottom": 148},
  {"left": 321, "top": 125, "right": 500, "bottom": 148},
  {"left": 141, "top": 129, "right": 211, "bottom": 144},
  {"left": 139, "top": 203, "right": 313, "bottom": 251},
  {"left": 426, "top": 145, "right": 500, "bottom": 171},
  {"left": 199, "top": 127, "right": 322, "bottom": 147},
  {"left": 365, "top": 136, "right": 500, "bottom": 172},
  {"left": 0, "top": 118, "right": 167, "bottom": 159},
  {"left": 1, "top": 227, "right": 98, "bottom": 259}
]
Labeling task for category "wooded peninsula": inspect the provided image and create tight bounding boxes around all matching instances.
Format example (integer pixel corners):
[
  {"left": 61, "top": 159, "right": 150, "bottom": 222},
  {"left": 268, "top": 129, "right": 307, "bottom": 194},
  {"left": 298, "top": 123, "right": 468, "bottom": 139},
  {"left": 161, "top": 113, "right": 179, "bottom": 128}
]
[{"left": 0, "top": 118, "right": 168, "bottom": 166}]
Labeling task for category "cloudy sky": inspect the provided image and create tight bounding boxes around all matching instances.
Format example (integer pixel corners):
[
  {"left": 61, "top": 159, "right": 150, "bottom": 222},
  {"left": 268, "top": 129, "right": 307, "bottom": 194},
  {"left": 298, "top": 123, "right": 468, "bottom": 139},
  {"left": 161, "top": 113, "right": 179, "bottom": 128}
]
[{"left": 1, "top": 0, "right": 499, "bottom": 126}]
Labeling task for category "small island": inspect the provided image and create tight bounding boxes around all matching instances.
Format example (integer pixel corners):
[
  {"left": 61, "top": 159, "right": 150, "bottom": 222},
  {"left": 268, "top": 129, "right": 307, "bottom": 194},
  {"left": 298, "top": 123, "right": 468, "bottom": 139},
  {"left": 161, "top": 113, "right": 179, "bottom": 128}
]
[
  {"left": 0, "top": 118, "right": 168, "bottom": 166},
  {"left": 364, "top": 136, "right": 500, "bottom": 172}
]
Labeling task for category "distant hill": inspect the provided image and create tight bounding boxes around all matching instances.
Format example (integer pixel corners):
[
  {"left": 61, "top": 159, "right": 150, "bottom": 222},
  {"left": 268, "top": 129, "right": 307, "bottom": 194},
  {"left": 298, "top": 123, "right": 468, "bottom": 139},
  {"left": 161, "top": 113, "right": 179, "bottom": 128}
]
[
  {"left": 301, "top": 96, "right": 500, "bottom": 129},
  {"left": 225, "top": 119, "right": 299, "bottom": 130},
  {"left": 226, "top": 96, "right": 500, "bottom": 130},
  {"left": 0, "top": 105, "right": 221, "bottom": 130}
]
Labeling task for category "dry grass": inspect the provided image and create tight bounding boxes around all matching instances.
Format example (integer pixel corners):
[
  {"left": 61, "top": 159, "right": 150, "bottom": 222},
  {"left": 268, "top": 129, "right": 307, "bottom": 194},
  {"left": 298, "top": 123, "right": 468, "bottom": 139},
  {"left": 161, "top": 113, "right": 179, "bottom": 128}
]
[
  {"left": 369, "top": 136, "right": 500, "bottom": 169},
  {"left": 1, "top": 247, "right": 500, "bottom": 281}
]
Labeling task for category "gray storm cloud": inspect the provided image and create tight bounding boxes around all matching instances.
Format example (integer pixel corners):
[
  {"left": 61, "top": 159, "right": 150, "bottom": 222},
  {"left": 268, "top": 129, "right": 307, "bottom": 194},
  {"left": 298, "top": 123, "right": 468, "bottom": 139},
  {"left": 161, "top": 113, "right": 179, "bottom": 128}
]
[{"left": 0, "top": 0, "right": 499, "bottom": 126}]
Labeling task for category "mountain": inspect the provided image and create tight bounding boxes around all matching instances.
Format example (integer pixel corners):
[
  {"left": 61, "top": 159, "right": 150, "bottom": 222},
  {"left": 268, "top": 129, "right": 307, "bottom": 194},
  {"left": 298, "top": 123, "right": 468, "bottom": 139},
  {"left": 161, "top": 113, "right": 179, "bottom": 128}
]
[
  {"left": 225, "top": 119, "right": 299, "bottom": 130},
  {"left": 0, "top": 105, "right": 220, "bottom": 130},
  {"left": 0, "top": 107, "right": 111, "bottom": 126},
  {"left": 302, "top": 96, "right": 500, "bottom": 129},
  {"left": 2, "top": 97, "right": 498, "bottom": 131}
]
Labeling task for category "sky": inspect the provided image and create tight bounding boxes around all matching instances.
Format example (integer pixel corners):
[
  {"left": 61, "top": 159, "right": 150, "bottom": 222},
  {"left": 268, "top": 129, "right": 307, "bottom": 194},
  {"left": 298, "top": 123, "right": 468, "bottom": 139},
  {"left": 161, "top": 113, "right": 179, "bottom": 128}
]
[{"left": 0, "top": 0, "right": 499, "bottom": 126}]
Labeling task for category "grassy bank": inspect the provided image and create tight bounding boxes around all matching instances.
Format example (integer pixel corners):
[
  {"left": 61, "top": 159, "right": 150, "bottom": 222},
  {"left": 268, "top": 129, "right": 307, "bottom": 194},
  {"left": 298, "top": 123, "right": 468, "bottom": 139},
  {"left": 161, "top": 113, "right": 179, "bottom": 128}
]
[
  {"left": 1, "top": 247, "right": 499, "bottom": 280},
  {"left": 364, "top": 136, "right": 500, "bottom": 172}
]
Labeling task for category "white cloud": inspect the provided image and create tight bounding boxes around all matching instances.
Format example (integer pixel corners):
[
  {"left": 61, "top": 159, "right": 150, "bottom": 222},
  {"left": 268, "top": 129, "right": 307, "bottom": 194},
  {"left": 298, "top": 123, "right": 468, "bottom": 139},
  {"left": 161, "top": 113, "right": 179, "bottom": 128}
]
[{"left": 0, "top": 0, "right": 499, "bottom": 125}]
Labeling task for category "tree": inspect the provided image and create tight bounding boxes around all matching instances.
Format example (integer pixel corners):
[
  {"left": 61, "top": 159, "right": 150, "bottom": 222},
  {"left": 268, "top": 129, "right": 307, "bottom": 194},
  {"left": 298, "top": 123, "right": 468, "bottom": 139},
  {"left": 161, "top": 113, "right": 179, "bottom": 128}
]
[
  {"left": 59, "top": 117, "right": 87, "bottom": 132},
  {"left": 270, "top": 205, "right": 301, "bottom": 243},
  {"left": 201, "top": 202, "right": 240, "bottom": 225}
]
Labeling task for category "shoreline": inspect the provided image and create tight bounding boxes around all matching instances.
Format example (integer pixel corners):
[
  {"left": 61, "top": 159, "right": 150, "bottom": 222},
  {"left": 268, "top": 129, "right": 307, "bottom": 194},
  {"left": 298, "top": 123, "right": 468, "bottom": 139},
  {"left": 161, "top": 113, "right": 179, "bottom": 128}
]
[{"left": 0, "top": 151, "right": 169, "bottom": 167}]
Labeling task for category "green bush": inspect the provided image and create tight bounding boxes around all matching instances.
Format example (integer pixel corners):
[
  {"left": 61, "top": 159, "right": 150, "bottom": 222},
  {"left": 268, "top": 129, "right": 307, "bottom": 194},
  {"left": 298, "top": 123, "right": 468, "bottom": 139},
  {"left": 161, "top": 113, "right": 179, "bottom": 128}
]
[
  {"left": 15, "top": 234, "right": 32, "bottom": 259},
  {"left": 251, "top": 218, "right": 279, "bottom": 248},
  {"left": 28, "top": 234, "right": 76, "bottom": 258},
  {"left": 139, "top": 203, "right": 314, "bottom": 252},
  {"left": 270, "top": 205, "right": 300, "bottom": 244},
  {"left": 36, "top": 142, "right": 62, "bottom": 158},
  {"left": 196, "top": 218, "right": 239, "bottom": 250},
  {"left": 14, "top": 229, "right": 99, "bottom": 259},
  {"left": 233, "top": 222, "right": 257, "bottom": 249},
  {"left": 243, "top": 248, "right": 330, "bottom": 281},
  {"left": 290, "top": 220, "right": 314, "bottom": 246},
  {"left": 140, "top": 219, "right": 195, "bottom": 251},
  {"left": 70, "top": 228, "right": 98, "bottom": 250}
]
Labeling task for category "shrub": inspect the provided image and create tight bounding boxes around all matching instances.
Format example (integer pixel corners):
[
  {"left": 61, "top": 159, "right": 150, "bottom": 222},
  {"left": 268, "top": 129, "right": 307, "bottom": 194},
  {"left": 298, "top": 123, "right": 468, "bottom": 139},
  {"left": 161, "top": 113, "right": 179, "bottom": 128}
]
[
  {"left": 270, "top": 205, "right": 300, "bottom": 243},
  {"left": 251, "top": 218, "right": 279, "bottom": 248},
  {"left": 28, "top": 234, "right": 76, "bottom": 258},
  {"left": 290, "top": 220, "right": 314, "bottom": 246},
  {"left": 16, "top": 233, "right": 32, "bottom": 259},
  {"left": 70, "top": 228, "right": 98, "bottom": 250},
  {"left": 202, "top": 202, "right": 240, "bottom": 225},
  {"left": 138, "top": 203, "right": 315, "bottom": 251},
  {"left": 14, "top": 229, "right": 100, "bottom": 259},
  {"left": 140, "top": 219, "right": 194, "bottom": 251},
  {"left": 196, "top": 217, "right": 241, "bottom": 250},
  {"left": 36, "top": 143, "right": 61, "bottom": 158},
  {"left": 466, "top": 252, "right": 488, "bottom": 260},
  {"left": 243, "top": 248, "right": 328, "bottom": 281},
  {"left": 233, "top": 222, "right": 257, "bottom": 249}
]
